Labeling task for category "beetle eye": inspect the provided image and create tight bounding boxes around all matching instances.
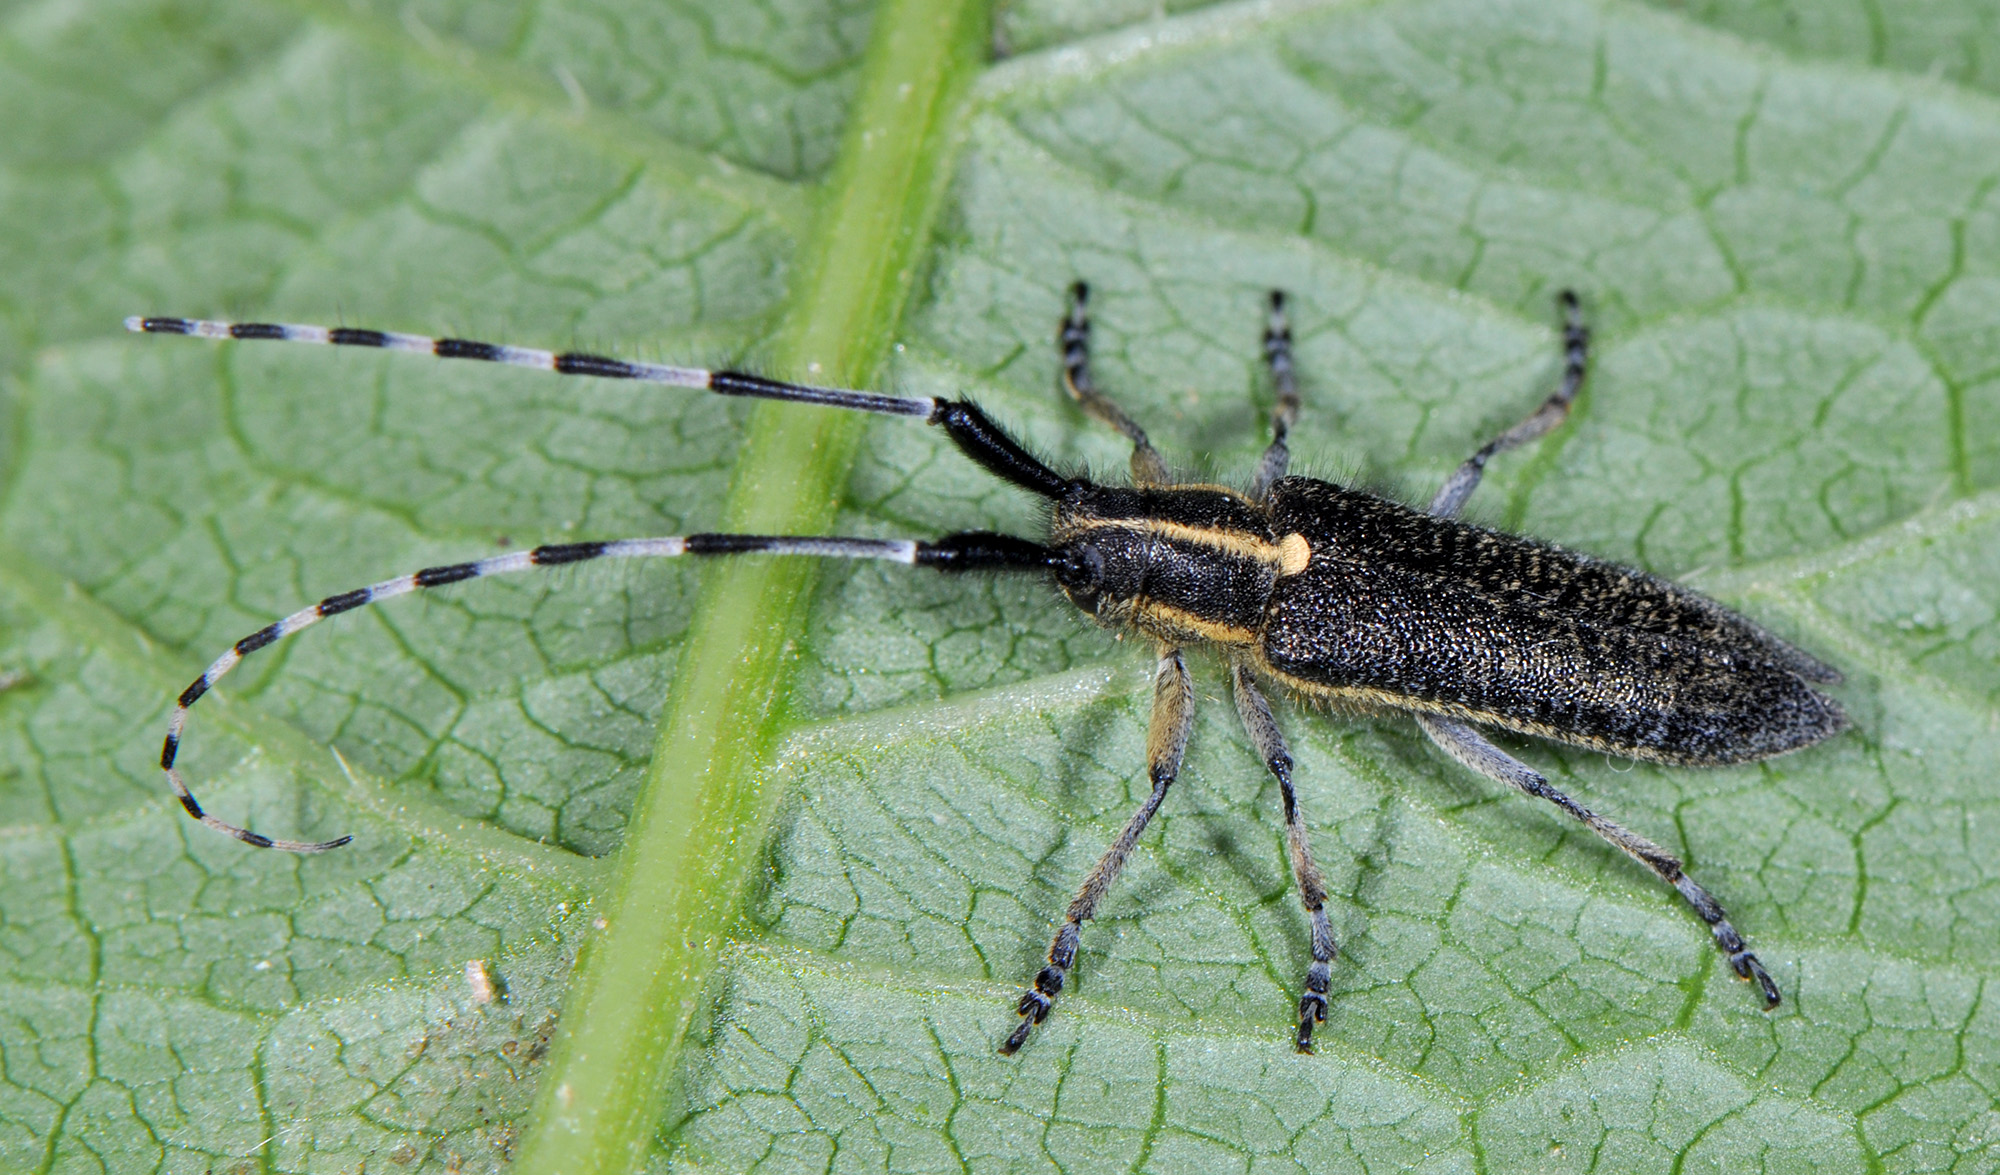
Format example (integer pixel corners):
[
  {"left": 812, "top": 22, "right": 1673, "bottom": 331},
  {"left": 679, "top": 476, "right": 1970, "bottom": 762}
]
[{"left": 1055, "top": 543, "right": 1105, "bottom": 594}]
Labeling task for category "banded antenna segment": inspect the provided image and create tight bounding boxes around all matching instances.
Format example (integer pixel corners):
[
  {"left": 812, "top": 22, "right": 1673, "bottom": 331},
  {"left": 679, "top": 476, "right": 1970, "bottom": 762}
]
[
  {"left": 125, "top": 316, "right": 937, "bottom": 418},
  {"left": 159, "top": 532, "right": 1052, "bottom": 851}
]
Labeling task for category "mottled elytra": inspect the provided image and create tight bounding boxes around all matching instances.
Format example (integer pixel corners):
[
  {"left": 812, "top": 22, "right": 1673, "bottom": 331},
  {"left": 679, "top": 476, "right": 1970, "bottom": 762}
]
[{"left": 128, "top": 283, "right": 1845, "bottom": 1054}]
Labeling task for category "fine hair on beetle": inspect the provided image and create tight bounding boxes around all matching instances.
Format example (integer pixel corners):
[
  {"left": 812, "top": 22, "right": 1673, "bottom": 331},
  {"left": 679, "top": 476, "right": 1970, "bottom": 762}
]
[{"left": 129, "top": 282, "right": 1845, "bottom": 1055}]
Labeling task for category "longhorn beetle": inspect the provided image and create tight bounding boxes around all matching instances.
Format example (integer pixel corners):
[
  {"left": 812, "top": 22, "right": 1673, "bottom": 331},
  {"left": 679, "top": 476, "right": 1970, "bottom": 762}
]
[{"left": 129, "top": 284, "right": 1845, "bottom": 1054}]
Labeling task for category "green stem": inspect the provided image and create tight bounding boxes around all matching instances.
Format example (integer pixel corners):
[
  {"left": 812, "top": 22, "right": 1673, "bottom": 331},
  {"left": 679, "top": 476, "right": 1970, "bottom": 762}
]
[{"left": 510, "top": 2, "right": 990, "bottom": 1171}]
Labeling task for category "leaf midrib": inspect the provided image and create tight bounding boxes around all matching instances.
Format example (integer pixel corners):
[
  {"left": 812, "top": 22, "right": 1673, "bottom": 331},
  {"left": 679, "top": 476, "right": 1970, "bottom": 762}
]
[{"left": 508, "top": 3, "right": 991, "bottom": 1170}]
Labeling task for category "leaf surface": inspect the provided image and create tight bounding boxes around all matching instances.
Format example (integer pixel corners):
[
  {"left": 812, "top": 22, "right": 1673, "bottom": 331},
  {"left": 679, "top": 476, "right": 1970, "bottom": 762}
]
[{"left": 1, "top": 0, "right": 1997, "bottom": 1171}]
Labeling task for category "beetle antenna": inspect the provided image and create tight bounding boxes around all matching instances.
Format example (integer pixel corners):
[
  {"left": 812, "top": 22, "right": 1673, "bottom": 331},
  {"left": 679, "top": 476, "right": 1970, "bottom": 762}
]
[{"left": 128, "top": 316, "right": 1080, "bottom": 500}]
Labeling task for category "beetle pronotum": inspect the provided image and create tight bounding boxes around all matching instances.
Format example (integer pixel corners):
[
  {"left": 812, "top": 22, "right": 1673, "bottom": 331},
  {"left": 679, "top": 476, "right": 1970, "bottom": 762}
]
[{"left": 129, "top": 284, "right": 1843, "bottom": 1053}]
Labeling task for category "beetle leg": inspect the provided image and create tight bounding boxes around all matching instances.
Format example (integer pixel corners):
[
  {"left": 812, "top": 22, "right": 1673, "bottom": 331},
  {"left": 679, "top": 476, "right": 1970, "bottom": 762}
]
[
  {"left": 1249, "top": 290, "right": 1303, "bottom": 501},
  {"left": 1415, "top": 714, "right": 1781, "bottom": 1008},
  {"left": 1428, "top": 290, "right": 1588, "bottom": 518},
  {"left": 1231, "top": 660, "right": 1337, "bottom": 1053},
  {"left": 1002, "top": 647, "right": 1195, "bottom": 1054},
  {"left": 1058, "top": 281, "right": 1171, "bottom": 485}
]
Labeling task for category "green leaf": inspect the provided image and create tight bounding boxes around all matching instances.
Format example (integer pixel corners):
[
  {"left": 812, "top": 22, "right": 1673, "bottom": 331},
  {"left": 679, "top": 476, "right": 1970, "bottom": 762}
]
[{"left": 2, "top": 0, "right": 1997, "bottom": 1171}]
